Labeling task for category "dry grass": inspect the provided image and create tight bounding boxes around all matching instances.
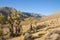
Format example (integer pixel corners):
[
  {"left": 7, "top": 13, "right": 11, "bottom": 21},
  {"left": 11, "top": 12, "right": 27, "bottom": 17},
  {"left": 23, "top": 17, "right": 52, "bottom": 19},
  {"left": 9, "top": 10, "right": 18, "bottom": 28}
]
[
  {"left": 8, "top": 35, "right": 24, "bottom": 40},
  {"left": 2, "top": 12, "right": 60, "bottom": 40}
]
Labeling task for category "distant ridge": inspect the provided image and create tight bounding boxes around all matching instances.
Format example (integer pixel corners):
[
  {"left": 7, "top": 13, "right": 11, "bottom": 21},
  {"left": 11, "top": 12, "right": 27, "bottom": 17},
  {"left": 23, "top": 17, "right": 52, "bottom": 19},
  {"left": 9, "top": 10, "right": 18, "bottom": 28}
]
[{"left": 0, "top": 7, "right": 44, "bottom": 18}]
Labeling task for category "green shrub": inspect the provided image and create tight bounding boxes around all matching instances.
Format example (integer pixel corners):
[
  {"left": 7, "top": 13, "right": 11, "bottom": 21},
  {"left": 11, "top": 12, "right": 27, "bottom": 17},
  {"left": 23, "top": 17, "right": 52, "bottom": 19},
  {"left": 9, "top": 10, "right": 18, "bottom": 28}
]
[
  {"left": 0, "top": 16, "right": 5, "bottom": 24},
  {"left": 0, "top": 28, "right": 3, "bottom": 36}
]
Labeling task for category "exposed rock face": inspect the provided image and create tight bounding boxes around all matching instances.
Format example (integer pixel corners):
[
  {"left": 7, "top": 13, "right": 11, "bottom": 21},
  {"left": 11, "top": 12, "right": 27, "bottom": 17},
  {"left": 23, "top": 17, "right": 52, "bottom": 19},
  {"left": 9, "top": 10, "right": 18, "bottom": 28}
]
[
  {"left": 22, "top": 12, "right": 43, "bottom": 18},
  {"left": 0, "top": 7, "right": 16, "bottom": 17},
  {"left": 0, "top": 7, "right": 43, "bottom": 18},
  {"left": 24, "top": 33, "right": 33, "bottom": 40},
  {"left": 45, "top": 29, "right": 60, "bottom": 40}
]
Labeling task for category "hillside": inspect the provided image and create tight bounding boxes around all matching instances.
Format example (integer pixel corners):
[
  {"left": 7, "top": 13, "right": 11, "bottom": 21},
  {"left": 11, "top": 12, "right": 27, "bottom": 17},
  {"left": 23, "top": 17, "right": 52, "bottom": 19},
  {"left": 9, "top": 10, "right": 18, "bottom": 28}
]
[
  {"left": 0, "top": 7, "right": 60, "bottom": 40},
  {"left": 0, "top": 7, "right": 43, "bottom": 18},
  {"left": 0, "top": 7, "right": 16, "bottom": 17},
  {"left": 40, "top": 12, "right": 60, "bottom": 22},
  {"left": 33, "top": 12, "right": 60, "bottom": 40},
  {"left": 0, "top": 7, "right": 44, "bottom": 40},
  {"left": 7, "top": 12, "right": 60, "bottom": 40}
]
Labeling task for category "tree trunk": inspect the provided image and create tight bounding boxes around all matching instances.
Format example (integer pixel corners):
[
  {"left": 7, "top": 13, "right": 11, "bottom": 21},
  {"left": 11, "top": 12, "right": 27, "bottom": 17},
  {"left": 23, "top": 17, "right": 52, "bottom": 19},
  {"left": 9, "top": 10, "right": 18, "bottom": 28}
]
[{"left": 9, "top": 15, "right": 14, "bottom": 37}]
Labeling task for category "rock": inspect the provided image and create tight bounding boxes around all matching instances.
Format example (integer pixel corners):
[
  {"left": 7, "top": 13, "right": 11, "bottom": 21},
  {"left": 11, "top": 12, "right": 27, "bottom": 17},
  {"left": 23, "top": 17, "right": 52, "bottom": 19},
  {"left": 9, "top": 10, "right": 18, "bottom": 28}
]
[{"left": 24, "top": 33, "right": 33, "bottom": 40}]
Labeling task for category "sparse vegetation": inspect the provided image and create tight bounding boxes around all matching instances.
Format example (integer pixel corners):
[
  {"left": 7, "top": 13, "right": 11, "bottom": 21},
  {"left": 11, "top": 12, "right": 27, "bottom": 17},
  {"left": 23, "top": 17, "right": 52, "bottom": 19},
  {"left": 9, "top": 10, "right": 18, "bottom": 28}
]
[
  {"left": 0, "top": 7, "right": 60, "bottom": 40},
  {"left": 0, "top": 14, "right": 6, "bottom": 24}
]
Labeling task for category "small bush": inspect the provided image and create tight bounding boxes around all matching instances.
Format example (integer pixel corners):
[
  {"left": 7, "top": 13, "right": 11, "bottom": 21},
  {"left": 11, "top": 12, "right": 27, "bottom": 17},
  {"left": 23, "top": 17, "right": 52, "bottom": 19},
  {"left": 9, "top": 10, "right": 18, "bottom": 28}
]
[{"left": 0, "top": 28, "right": 3, "bottom": 36}]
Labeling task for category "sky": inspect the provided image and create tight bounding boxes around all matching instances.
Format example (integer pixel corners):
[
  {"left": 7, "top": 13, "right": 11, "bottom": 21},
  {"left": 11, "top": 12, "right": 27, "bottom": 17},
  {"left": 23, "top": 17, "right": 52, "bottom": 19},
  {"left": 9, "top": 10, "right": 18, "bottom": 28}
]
[{"left": 0, "top": 0, "right": 60, "bottom": 15}]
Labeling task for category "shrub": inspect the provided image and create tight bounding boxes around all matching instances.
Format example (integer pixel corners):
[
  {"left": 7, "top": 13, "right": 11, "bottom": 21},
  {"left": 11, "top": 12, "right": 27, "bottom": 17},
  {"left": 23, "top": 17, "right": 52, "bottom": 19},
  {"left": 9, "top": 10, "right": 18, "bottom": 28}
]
[
  {"left": 0, "top": 28, "right": 3, "bottom": 36},
  {"left": 0, "top": 15, "right": 5, "bottom": 24}
]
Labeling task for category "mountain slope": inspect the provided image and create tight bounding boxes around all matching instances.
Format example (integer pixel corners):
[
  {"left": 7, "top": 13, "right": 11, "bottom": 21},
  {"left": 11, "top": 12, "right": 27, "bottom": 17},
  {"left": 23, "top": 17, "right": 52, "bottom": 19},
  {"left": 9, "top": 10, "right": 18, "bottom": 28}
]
[
  {"left": 40, "top": 12, "right": 60, "bottom": 22},
  {"left": 0, "top": 7, "right": 43, "bottom": 18},
  {"left": 0, "top": 7, "right": 16, "bottom": 17},
  {"left": 35, "top": 12, "right": 60, "bottom": 40}
]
